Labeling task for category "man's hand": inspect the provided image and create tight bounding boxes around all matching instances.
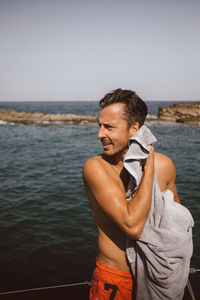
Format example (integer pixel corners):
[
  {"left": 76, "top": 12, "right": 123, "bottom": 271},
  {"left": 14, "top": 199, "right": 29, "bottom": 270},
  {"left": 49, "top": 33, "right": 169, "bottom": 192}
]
[{"left": 143, "top": 145, "right": 155, "bottom": 175}]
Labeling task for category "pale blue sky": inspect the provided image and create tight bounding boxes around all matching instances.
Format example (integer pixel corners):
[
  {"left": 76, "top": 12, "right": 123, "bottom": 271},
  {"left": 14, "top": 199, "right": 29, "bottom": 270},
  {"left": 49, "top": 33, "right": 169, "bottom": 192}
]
[{"left": 0, "top": 0, "right": 200, "bottom": 101}]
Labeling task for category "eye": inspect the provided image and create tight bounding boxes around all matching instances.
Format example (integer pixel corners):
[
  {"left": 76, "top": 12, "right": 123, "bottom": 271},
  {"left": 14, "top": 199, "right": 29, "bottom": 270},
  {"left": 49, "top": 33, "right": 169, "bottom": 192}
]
[{"left": 104, "top": 124, "right": 113, "bottom": 129}]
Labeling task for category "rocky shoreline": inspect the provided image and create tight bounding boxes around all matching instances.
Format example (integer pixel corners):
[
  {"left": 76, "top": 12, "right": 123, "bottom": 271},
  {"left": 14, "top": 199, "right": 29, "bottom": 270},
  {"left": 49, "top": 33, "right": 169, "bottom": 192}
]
[
  {"left": 158, "top": 101, "right": 200, "bottom": 125},
  {"left": 0, "top": 109, "right": 98, "bottom": 125},
  {"left": 0, "top": 101, "right": 199, "bottom": 125}
]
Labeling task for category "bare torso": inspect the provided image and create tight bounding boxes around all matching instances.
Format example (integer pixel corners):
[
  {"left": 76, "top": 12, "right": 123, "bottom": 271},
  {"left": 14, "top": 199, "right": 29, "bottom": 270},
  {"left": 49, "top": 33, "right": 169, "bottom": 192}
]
[{"left": 85, "top": 152, "right": 180, "bottom": 273}]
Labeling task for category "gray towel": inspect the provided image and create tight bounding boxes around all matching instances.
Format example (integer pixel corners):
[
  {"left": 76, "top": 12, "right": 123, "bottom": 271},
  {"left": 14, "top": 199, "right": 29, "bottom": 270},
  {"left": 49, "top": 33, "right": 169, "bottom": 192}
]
[{"left": 124, "top": 125, "right": 194, "bottom": 300}]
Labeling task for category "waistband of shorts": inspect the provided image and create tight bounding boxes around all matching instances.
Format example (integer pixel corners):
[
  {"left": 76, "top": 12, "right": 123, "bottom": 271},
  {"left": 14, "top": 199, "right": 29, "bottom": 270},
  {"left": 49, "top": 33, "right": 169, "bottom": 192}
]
[{"left": 96, "top": 258, "right": 132, "bottom": 278}]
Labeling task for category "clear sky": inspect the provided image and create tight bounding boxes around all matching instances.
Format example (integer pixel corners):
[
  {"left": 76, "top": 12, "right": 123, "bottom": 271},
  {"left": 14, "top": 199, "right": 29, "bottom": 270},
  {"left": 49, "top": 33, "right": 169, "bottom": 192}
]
[{"left": 0, "top": 0, "right": 200, "bottom": 101}]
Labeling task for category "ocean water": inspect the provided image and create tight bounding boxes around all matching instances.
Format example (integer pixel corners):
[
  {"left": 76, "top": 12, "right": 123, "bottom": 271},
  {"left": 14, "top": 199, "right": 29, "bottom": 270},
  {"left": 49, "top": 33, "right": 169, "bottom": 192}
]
[{"left": 0, "top": 101, "right": 199, "bottom": 298}]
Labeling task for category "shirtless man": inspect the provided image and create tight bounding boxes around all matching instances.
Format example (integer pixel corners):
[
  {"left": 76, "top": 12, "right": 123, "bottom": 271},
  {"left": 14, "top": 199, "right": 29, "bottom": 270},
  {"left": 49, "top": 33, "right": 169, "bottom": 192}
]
[{"left": 83, "top": 89, "right": 180, "bottom": 300}]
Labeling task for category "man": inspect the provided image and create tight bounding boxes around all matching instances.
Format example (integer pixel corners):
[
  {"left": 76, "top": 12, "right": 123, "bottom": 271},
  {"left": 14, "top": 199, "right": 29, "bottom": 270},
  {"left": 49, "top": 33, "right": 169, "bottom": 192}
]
[{"left": 83, "top": 89, "right": 180, "bottom": 300}]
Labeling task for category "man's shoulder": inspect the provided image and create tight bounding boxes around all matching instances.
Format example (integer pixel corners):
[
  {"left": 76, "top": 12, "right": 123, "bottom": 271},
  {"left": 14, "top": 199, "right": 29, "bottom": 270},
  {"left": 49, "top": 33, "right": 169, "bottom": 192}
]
[
  {"left": 155, "top": 152, "right": 180, "bottom": 202},
  {"left": 83, "top": 155, "right": 103, "bottom": 168},
  {"left": 83, "top": 155, "right": 107, "bottom": 178},
  {"left": 83, "top": 155, "right": 116, "bottom": 191},
  {"left": 155, "top": 152, "right": 176, "bottom": 185},
  {"left": 155, "top": 152, "right": 175, "bottom": 169}
]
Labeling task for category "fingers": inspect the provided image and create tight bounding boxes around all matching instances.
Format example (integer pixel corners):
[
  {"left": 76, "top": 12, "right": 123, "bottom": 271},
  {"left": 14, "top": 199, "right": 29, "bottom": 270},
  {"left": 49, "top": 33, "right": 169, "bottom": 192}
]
[
  {"left": 147, "top": 144, "right": 154, "bottom": 155},
  {"left": 143, "top": 145, "right": 154, "bottom": 174}
]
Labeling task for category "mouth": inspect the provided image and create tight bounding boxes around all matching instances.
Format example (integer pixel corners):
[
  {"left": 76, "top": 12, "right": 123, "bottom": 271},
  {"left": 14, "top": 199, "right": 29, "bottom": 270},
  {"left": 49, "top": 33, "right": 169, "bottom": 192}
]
[{"left": 101, "top": 140, "right": 112, "bottom": 149}]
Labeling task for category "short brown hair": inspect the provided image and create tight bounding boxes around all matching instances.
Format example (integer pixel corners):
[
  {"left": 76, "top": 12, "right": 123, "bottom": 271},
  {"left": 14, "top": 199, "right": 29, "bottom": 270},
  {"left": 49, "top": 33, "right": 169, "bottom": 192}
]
[{"left": 99, "top": 88, "right": 148, "bottom": 127}]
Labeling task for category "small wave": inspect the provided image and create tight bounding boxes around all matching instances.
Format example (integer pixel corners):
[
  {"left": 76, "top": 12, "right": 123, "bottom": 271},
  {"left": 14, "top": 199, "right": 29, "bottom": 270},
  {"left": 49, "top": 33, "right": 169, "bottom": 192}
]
[
  {"left": 35, "top": 121, "right": 51, "bottom": 124},
  {"left": 0, "top": 120, "right": 7, "bottom": 125},
  {"left": 146, "top": 114, "right": 158, "bottom": 119},
  {"left": 52, "top": 121, "right": 64, "bottom": 124},
  {"left": 0, "top": 120, "right": 15, "bottom": 125}
]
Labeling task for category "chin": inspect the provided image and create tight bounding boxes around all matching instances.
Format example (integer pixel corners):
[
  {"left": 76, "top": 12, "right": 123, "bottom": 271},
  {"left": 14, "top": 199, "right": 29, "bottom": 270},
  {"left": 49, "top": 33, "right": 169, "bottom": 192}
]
[
  {"left": 103, "top": 150, "right": 113, "bottom": 156},
  {"left": 103, "top": 147, "right": 127, "bottom": 159},
  {"left": 102, "top": 148, "right": 116, "bottom": 156},
  {"left": 103, "top": 150, "right": 119, "bottom": 157}
]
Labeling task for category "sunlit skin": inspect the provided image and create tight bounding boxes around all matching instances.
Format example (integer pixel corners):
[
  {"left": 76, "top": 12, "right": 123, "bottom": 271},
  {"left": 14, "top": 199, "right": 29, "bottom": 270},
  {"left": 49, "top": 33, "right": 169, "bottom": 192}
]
[
  {"left": 83, "top": 102, "right": 180, "bottom": 274},
  {"left": 98, "top": 103, "right": 138, "bottom": 162}
]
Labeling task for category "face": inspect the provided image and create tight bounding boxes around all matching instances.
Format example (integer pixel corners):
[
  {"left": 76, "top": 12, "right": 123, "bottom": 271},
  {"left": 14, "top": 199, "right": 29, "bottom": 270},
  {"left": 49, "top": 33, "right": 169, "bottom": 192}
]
[{"left": 98, "top": 103, "right": 138, "bottom": 158}]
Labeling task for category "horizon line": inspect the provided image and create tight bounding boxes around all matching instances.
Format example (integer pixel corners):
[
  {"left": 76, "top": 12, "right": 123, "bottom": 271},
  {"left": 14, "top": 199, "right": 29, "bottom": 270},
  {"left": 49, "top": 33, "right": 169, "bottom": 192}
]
[{"left": 0, "top": 99, "right": 198, "bottom": 102}]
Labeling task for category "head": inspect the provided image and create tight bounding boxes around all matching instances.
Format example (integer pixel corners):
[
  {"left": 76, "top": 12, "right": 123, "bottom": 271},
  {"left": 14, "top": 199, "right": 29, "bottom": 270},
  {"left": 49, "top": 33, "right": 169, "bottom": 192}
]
[
  {"left": 99, "top": 88, "right": 148, "bottom": 128},
  {"left": 98, "top": 89, "right": 148, "bottom": 159}
]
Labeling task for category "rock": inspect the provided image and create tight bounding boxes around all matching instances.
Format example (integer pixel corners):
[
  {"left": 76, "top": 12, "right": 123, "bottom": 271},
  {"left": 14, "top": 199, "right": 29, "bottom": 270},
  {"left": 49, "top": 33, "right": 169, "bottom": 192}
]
[
  {"left": 158, "top": 102, "right": 200, "bottom": 125},
  {"left": 0, "top": 109, "right": 98, "bottom": 125},
  {"left": 1, "top": 102, "right": 200, "bottom": 125}
]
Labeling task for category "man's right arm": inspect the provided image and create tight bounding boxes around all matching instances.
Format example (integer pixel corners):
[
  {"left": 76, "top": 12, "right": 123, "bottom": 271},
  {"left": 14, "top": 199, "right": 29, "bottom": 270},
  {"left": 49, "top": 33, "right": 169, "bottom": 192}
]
[{"left": 83, "top": 146, "right": 155, "bottom": 239}]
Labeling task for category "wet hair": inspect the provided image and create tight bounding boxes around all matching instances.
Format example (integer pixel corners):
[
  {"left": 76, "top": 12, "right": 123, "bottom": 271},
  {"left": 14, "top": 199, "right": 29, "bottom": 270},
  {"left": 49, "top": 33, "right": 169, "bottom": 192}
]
[{"left": 99, "top": 88, "right": 148, "bottom": 128}]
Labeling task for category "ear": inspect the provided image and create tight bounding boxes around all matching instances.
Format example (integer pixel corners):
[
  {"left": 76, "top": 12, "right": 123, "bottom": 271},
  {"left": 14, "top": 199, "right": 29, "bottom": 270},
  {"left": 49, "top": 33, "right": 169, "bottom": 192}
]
[{"left": 129, "top": 122, "right": 139, "bottom": 137}]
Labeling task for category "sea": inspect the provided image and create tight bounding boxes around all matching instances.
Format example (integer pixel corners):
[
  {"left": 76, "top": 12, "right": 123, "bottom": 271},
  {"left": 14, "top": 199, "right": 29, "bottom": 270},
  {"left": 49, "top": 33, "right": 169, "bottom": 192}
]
[{"left": 0, "top": 101, "right": 199, "bottom": 299}]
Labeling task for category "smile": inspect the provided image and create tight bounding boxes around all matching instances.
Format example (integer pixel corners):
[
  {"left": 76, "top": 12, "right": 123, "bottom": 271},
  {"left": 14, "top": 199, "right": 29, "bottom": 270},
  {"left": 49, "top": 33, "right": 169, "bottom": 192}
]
[
  {"left": 101, "top": 140, "right": 112, "bottom": 146},
  {"left": 101, "top": 140, "right": 112, "bottom": 149}
]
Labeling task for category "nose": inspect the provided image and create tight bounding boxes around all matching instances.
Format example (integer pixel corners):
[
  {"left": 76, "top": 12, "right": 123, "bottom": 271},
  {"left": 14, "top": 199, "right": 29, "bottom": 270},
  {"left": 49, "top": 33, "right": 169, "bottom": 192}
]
[{"left": 97, "top": 125, "right": 105, "bottom": 139}]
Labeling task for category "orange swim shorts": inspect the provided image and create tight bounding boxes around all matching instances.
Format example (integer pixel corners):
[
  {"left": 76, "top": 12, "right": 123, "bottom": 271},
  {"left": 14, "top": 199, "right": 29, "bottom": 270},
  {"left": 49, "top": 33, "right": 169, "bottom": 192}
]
[{"left": 89, "top": 260, "right": 134, "bottom": 300}]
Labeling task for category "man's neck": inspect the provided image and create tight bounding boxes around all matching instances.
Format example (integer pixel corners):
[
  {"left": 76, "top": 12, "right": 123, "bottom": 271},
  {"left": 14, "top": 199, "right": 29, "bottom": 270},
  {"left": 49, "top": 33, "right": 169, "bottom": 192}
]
[{"left": 102, "top": 152, "right": 126, "bottom": 168}]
